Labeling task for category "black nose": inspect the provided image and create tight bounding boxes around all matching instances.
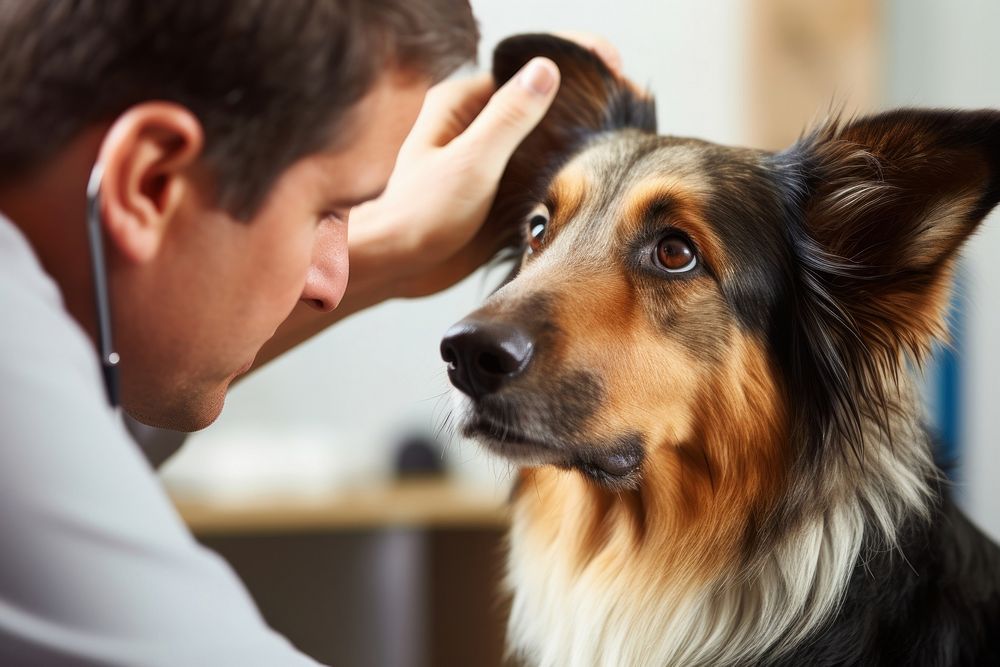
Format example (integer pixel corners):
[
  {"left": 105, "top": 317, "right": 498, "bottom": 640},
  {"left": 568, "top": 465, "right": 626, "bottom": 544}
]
[{"left": 440, "top": 319, "right": 534, "bottom": 399}]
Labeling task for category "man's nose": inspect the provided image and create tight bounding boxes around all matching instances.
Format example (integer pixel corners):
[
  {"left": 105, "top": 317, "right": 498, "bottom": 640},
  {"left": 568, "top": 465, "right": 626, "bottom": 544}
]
[
  {"left": 301, "top": 222, "right": 349, "bottom": 312},
  {"left": 440, "top": 318, "right": 534, "bottom": 399}
]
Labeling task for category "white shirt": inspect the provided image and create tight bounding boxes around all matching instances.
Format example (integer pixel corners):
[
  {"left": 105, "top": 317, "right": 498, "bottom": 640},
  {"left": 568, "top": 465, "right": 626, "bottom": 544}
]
[{"left": 0, "top": 213, "right": 320, "bottom": 666}]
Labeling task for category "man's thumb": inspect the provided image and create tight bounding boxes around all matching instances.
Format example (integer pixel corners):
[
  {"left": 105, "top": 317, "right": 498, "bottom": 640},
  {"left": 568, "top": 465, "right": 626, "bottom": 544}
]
[{"left": 453, "top": 57, "right": 560, "bottom": 175}]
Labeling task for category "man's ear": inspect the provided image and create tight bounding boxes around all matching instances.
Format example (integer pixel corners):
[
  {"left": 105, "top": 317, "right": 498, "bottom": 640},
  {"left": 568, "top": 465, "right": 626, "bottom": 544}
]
[
  {"left": 782, "top": 109, "right": 1000, "bottom": 456},
  {"left": 485, "top": 33, "right": 657, "bottom": 252},
  {"left": 98, "top": 103, "right": 204, "bottom": 264}
]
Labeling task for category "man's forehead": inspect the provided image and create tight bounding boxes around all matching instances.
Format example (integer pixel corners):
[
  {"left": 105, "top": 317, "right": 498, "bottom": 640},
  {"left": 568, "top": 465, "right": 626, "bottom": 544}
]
[
  {"left": 307, "top": 149, "right": 388, "bottom": 208},
  {"left": 310, "top": 68, "right": 430, "bottom": 207}
]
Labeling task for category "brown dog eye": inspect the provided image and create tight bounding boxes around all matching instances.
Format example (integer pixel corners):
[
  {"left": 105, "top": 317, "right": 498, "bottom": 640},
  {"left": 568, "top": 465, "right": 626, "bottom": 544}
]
[
  {"left": 655, "top": 235, "right": 697, "bottom": 273},
  {"left": 525, "top": 204, "right": 549, "bottom": 254}
]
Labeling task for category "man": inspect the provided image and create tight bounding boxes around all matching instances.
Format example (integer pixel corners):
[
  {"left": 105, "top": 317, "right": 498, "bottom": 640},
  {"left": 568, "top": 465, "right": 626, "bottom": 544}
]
[{"left": 0, "top": 1, "right": 572, "bottom": 663}]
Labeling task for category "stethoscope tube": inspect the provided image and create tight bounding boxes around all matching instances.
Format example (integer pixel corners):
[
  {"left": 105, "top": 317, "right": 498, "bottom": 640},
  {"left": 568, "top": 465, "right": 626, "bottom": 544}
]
[{"left": 85, "top": 163, "right": 120, "bottom": 408}]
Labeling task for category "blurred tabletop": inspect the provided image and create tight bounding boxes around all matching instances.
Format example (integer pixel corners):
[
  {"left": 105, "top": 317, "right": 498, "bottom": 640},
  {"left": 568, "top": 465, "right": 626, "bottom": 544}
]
[{"left": 168, "top": 479, "right": 510, "bottom": 535}]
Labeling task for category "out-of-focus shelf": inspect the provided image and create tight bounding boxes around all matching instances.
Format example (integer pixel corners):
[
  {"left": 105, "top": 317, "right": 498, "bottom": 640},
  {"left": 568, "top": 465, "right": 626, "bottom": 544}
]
[{"left": 168, "top": 479, "right": 510, "bottom": 535}]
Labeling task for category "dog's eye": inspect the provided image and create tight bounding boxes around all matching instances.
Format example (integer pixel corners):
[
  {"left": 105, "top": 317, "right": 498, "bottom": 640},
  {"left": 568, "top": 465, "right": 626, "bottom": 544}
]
[
  {"left": 654, "top": 235, "right": 697, "bottom": 273},
  {"left": 525, "top": 204, "right": 549, "bottom": 254}
]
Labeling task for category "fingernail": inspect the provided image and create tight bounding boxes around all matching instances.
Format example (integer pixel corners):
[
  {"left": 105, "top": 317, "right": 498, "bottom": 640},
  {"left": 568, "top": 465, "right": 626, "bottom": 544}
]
[{"left": 518, "top": 58, "right": 557, "bottom": 96}]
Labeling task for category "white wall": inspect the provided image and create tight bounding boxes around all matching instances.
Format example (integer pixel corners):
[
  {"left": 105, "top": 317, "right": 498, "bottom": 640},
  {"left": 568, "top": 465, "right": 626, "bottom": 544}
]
[
  {"left": 161, "top": 1, "right": 749, "bottom": 495},
  {"left": 887, "top": 0, "right": 1000, "bottom": 541},
  {"left": 473, "top": 0, "right": 749, "bottom": 146}
]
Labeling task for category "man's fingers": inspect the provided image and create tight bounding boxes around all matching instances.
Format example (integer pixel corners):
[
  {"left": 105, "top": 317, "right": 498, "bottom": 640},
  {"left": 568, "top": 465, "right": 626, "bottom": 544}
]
[
  {"left": 404, "top": 73, "right": 495, "bottom": 149},
  {"left": 451, "top": 57, "right": 560, "bottom": 176}
]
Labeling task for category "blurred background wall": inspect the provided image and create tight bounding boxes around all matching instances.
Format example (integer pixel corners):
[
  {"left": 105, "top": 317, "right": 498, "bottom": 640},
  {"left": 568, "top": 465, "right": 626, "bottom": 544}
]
[
  {"left": 159, "top": 2, "right": 1000, "bottom": 664},
  {"left": 885, "top": 0, "right": 1000, "bottom": 547}
]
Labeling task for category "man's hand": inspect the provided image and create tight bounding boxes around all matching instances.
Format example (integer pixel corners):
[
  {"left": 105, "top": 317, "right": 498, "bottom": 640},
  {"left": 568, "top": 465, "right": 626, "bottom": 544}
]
[
  {"left": 347, "top": 57, "right": 560, "bottom": 300},
  {"left": 349, "top": 33, "right": 622, "bottom": 302}
]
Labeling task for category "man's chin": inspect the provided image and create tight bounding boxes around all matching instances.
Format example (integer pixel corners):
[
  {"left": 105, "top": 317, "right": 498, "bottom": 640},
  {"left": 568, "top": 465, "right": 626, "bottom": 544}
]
[{"left": 123, "top": 383, "right": 228, "bottom": 433}]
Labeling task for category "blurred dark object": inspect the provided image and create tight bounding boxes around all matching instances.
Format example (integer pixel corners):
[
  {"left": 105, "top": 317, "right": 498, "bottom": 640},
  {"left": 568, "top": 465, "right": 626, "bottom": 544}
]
[
  {"left": 394, "top": 433, "right": 446, "bottom": 478},
  {"left": 175, "top": 477, "right": 510, "bottom": 666},
  {"left": 199, "top": 527, "right": 509, "bottom": 667}
]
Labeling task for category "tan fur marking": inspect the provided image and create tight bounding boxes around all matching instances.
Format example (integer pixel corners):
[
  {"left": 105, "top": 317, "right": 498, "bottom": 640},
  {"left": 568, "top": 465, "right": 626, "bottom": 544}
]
[
  {"left": 619, "top": 177, "right": 730, "bottom": 276},
  {"left": 547, "top": 162, "right": 589, "bottom": 230},
  {"left": 901, "top": 188, "right": 980, "bottom": 270},
  {"left": 511, "top": 276, "right": 789, "bottom": 583}
]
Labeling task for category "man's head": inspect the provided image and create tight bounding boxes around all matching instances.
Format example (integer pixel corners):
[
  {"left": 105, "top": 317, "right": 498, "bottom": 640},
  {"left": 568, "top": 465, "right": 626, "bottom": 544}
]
[{"left": 0, "top": 0, "right": 477, "bottom": 429}]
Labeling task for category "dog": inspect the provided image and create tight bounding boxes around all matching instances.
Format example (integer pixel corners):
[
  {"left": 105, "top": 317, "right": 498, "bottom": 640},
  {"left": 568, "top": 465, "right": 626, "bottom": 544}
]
[{"left": 441, "top": 35, "right": 1000, "bottom": 666}]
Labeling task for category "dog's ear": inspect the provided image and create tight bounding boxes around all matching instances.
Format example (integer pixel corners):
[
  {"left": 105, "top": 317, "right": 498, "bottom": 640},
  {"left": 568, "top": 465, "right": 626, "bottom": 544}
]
[
  {"left": 485, "top": 34, "right": 656, "bottom": 253},
  {"left": 783, "top": 109, "right": 1000, "bottom": 455}
]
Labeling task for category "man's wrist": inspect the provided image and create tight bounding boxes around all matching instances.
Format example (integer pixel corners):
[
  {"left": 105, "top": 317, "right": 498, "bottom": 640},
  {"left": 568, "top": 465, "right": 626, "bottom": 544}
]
[{"left": 347, "top": 200, "right": 418, "bottom": 302}]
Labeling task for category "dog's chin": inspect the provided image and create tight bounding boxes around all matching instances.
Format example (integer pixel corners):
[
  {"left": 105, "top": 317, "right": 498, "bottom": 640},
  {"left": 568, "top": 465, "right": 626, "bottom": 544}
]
[{"left": 452, "top": 393, "right": 645, "bottom": 488}]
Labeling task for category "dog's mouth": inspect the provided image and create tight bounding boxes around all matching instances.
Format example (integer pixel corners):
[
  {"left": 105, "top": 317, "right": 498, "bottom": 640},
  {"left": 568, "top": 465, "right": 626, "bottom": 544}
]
[
  {"left": 459, "top": 402, "right": 645, "bottom": 487},
  {"left": 462, "top": 411, "right": 564, "bottom": 465}
]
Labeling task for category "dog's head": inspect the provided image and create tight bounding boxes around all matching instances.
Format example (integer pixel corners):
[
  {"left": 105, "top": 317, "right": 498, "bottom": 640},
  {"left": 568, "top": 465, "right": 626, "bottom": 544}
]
[{"left": 442, "top": 34, "right": 1000, "bottom": 500}]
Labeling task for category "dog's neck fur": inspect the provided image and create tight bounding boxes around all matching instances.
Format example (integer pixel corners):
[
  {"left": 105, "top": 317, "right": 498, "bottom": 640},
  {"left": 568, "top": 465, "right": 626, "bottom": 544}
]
[{"left": 504, "top": 374, "right": 936, "bottom": 667}]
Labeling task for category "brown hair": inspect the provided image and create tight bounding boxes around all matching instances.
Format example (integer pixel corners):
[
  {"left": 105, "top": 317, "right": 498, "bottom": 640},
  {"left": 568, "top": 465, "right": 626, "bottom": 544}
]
[{"left": 0, "top": 0, "right": 478, "bottom": 216}]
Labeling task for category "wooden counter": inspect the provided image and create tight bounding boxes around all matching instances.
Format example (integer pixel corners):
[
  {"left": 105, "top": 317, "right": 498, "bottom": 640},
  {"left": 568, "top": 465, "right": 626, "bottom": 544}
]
[{"left": 168, "top": 479, "right": 510, "bottom": 535}]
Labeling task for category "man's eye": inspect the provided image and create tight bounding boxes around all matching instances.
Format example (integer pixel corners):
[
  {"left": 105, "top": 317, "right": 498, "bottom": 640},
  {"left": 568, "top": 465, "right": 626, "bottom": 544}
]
[{"left": 525, "top": 204, "right": 550, "bottom": 254}]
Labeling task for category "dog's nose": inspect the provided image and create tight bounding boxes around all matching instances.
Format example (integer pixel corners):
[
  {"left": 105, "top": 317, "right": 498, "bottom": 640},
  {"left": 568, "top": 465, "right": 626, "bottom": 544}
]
[{"left": 440, "top": 319, "right": 534, "bottom": 399}]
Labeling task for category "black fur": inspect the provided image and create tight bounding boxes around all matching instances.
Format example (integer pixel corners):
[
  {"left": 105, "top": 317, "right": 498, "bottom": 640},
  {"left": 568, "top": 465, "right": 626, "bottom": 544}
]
[{"left": 773, "top": 481, "right": 1000, "bottom": 666}]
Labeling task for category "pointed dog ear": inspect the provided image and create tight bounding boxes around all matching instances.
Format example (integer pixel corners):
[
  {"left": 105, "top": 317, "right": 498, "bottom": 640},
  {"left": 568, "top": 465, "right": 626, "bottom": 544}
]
[
  {"left": 783, "top": 109, "right": 1000, "bottom": 456},
  {"left": 794, "top": 109, "right": 1000, "bottom": 354},
  {"left": 485, "top": 33, "right": 656, "bottom": 253}
]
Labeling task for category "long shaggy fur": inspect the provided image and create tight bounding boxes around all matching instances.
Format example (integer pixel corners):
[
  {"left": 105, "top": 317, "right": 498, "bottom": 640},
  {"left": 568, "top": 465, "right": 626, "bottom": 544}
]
[{"left": 446, "top": 34, "right": 1000, "bottom": 667}]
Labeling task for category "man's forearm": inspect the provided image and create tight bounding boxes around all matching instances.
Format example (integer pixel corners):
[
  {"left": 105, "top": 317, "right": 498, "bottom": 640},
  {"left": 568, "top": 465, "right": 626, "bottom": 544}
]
[{"left": 249, "top": 284, "right": 389, "bottom": 371}]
